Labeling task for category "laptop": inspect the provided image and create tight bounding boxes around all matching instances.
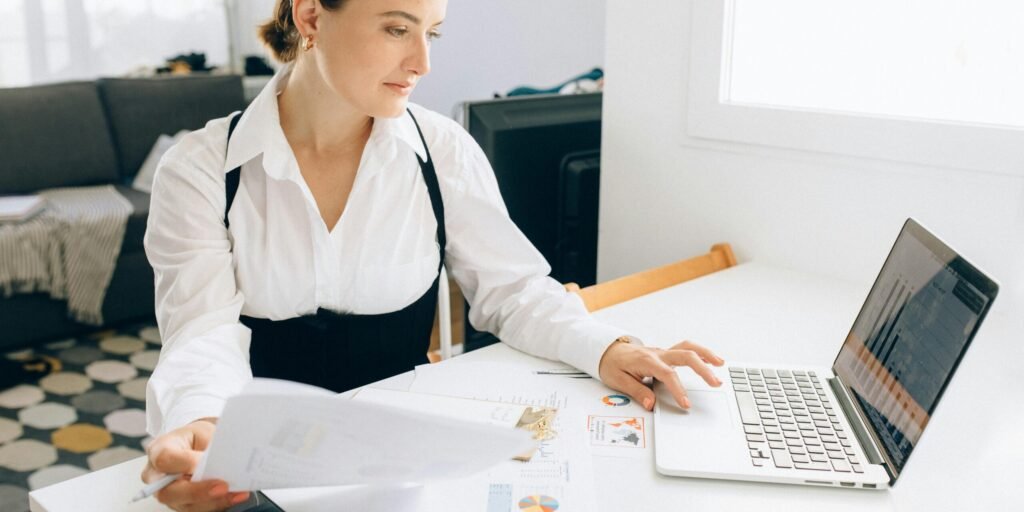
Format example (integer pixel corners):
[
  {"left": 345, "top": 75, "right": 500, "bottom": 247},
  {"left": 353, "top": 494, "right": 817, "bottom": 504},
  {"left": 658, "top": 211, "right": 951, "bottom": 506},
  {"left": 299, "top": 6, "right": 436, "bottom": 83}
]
[{"left": 653, "top": 218, "right": 999, "bottom": 489}]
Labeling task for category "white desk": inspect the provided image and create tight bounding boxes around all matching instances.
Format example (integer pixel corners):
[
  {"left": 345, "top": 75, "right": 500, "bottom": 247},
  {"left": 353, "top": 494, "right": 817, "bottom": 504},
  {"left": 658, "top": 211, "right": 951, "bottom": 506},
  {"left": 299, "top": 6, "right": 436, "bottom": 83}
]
[{"left": 29, "top": 263, "right": 1024, "bottom": 511}]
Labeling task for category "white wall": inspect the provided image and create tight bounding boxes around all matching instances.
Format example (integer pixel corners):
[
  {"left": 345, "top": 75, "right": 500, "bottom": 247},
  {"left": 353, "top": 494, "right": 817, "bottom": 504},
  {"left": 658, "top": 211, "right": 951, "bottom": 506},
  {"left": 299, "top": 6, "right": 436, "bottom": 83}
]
[
  {"left": 230, "top": 0, "right": 606, "bottom": 117},
  {"left": 600, "top": 0, "right": 1023, "bottom": 316}
]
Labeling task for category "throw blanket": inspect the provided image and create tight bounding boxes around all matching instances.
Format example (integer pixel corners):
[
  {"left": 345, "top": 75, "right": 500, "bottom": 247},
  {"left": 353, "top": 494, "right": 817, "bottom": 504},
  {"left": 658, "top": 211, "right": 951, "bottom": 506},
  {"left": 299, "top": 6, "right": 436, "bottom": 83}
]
[{"left": 0, "top": 185, "right": 133, "bottom": 325}]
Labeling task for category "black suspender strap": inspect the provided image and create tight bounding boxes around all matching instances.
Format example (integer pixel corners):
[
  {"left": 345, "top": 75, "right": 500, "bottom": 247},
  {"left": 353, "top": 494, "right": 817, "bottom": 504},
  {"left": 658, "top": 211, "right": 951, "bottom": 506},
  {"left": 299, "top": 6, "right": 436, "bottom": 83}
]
[
  {"left": 406, "top": 109, "right": 447, "bottom": 270},
  {"left": 223, "top": 108, "right": 445, "bottom": 271},
  {"left": 224, "top": 109, "right": 245, "bottom": 229}
]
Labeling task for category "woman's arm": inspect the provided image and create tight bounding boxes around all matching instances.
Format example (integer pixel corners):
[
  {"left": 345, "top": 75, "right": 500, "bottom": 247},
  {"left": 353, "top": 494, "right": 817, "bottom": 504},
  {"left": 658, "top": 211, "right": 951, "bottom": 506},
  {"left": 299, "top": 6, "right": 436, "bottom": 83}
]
[
  {"left": 437, "top": 120, "right": 723, "bottom": 410},
  {"left": 143, "top": 125, "right": 252, "bottom": 436}
]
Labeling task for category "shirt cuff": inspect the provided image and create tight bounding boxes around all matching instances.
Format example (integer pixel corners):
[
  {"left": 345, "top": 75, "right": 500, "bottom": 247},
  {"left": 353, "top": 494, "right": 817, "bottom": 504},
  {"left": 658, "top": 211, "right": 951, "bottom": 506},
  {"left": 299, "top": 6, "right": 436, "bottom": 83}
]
[
  {"left": 557, "top": 320, "right": 641, "bottom": 381},
  {"left": 149, "top": 392, "right": 228, "bottom": 436}
]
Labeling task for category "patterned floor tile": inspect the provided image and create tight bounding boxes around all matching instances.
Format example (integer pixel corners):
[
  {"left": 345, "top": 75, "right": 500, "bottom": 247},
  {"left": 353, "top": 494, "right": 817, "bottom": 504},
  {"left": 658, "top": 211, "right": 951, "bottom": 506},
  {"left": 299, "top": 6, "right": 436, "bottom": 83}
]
[
  {"left": 84, "top": 361, "right": 137, "bottom": 384},
  {"left": 0, "top": 440, "right": 58, "bottom": 472},
  {"left": 0, "top": 385, "right": 45, "bottom": 409},
  {"left": 0, "top": 418, "right": 22, "bottom": 444},
  {"left": 55, "top": 346, "right": 103, "bottom": 366},
  {"left": 39, "top": 373, "right": 93, "bottom": 396},
  {"left": 1, "top": 321, "right": 158, "bottom": 499},
  {"left": 138, "top": 326, "right": 162, "bottom": 344},
  {"left": 103, "top": 409, "right": 147, "bottom": 437},
  {"left": 51, "top": 423, "right": 113, "bottom": 454},
  {"left": 17, "top": 403, "right": 77, "bottom": 430},
  {"left": 116, "top": 378, "right": 148, "bottom": 402},
  {"left": 86, "top": 446, "right": 146, "bottom": 472},
  {"left": 70, "top": 390, "right": 126, "bottom": 415},
  {"left": 0, "top": 484, "right": 29, "bottom": 512},
  {"left": 128, "top": 350, "right": 160, "bottom": 371},
  {"left": 98, "top": 336, "right": 146, "bottom": 355},
  {"left": 27, "top": 464, "right": 88, "bottom": 490}
]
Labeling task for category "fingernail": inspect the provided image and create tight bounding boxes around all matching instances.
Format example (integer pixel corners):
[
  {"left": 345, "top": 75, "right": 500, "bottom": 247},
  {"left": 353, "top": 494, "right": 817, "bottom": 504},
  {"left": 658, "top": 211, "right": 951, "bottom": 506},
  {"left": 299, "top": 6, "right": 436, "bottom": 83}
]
[
  {"left": 209, "top": 484, "right": 227, "bottom": 498},
  {"left": 714, "top": 377, "right": 722, "bottom": 386},
  {"left": 230, "top": 492, "right": 250, "bottom": 505},
  {"left": 643, "top": 398, "right": 653, "bottom": 410},
  {"left": 683, "top": 397, "right": 692, "bottom": 408}
]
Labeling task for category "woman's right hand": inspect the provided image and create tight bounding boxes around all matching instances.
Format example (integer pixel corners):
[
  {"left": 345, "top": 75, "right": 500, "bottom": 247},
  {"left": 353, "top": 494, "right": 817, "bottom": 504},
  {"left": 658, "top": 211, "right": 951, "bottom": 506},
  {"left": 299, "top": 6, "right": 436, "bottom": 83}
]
[{"left": 141, "top": 418, "right": 250, "bottom": 511}]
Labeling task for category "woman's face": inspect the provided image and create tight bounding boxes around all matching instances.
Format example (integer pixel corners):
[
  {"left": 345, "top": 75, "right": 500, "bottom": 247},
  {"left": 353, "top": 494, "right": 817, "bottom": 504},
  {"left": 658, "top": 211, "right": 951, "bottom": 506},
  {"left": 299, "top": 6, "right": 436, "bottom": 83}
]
[{"left": 307, "top": 0, "right": 447, "bottom": 118}]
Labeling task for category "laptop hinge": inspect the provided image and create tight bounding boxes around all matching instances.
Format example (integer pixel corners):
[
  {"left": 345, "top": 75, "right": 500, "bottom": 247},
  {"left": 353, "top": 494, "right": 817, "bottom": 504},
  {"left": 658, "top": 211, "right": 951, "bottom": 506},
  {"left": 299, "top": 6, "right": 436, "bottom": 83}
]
[{"left": 828, "top": 375, "right": 898, "bottom": 482}]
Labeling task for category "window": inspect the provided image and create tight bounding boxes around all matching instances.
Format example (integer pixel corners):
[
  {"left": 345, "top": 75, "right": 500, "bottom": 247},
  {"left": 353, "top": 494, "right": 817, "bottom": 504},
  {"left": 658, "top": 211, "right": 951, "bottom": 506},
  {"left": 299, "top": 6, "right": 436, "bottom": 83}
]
[
  {"left": 0, "top": 0, "right": 230, "bottom": 87},
  {"left": 687, "top": 0, "right": 1024, "bottom": 175}
]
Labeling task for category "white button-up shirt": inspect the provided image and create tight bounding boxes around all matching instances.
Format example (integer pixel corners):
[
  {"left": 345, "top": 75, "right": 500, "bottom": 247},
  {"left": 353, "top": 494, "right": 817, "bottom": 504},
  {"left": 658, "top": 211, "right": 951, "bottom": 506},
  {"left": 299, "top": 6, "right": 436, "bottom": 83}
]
[{"left": 144, "top": 64, "right": 627, "bottom": 435}]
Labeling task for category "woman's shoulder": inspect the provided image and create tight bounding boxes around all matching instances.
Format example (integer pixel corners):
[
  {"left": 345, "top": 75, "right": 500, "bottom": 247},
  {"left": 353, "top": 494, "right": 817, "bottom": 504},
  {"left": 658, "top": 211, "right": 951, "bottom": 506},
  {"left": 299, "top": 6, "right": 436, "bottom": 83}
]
[
  {"left": 405, "top": 103, "right": 475, "bottom": 158},
  {"left": 158, "top": 113, "right": 237, "bottom": 183}
]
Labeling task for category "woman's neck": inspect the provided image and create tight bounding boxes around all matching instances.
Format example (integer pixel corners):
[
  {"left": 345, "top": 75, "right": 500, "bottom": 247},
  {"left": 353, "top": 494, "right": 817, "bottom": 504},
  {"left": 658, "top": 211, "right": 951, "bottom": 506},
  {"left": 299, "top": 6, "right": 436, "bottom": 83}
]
[{"left": 278, "top": 58, "right": 372, "bottom": 156}]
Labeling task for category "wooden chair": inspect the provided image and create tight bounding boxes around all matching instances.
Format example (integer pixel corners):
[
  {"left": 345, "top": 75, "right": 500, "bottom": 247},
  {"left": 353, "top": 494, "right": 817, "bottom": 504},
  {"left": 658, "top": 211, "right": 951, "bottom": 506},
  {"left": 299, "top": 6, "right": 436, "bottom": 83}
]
[{"left": 566, "top": 243, "right": 737, "bottom": 312}]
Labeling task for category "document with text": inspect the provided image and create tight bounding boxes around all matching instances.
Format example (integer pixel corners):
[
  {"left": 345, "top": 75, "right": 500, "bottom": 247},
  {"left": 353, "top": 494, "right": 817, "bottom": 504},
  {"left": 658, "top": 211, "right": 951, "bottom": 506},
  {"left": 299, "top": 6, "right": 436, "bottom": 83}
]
[{"left": 192, "top": 378, "right": 536, "bottom": 491}]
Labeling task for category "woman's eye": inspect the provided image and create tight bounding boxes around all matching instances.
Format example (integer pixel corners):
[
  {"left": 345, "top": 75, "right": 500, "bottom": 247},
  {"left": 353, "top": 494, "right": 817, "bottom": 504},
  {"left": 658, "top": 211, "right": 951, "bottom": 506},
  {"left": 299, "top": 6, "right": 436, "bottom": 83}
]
[
  {"left": 387, "top": 27, "right": 408, "bottom": 38},
  {"left": 428, "top": 31, "right": 442, "bottom": 41}
]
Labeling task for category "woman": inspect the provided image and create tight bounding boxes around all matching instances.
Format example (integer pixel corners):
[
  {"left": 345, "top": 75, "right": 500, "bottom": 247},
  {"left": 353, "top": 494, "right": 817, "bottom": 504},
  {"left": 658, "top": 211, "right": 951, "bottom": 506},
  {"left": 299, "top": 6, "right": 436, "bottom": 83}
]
[{"left": 141, "top": 0, "right": 724, "bottom": 509}]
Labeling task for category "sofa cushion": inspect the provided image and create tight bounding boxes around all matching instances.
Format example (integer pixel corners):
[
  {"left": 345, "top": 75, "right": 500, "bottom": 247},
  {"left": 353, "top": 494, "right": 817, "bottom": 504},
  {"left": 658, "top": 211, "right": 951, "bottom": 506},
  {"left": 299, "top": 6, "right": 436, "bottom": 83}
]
[
  {"left": 0, "top": 82, "right": 120, "bottom": 194},
  {"left": 98, "top": 75, "right": 246, "bottom": 181},
  {"left": 115, "top": 185, "right": 150, "bottom": 254}
]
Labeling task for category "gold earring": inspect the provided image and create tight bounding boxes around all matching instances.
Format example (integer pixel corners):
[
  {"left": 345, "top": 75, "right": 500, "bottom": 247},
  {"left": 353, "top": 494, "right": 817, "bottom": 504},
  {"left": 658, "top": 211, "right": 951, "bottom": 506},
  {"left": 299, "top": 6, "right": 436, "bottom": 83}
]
[{"left": 303, "top": 35, "right": 315, "bottom": 51}]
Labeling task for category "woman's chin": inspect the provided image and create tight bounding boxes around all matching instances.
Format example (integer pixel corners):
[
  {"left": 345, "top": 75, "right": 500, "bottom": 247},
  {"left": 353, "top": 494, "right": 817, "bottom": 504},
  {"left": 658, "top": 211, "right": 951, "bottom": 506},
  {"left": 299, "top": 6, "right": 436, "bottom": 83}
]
[{"left": 372, "top": 98, "right": 410, "bottom": 119}]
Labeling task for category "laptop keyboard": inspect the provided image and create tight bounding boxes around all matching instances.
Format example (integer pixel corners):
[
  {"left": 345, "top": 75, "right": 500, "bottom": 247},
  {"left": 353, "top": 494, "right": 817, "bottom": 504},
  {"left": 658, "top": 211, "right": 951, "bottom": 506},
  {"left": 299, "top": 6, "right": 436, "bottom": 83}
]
[{"left": 729, "top": 367, "right": 864, "bottom": 473}]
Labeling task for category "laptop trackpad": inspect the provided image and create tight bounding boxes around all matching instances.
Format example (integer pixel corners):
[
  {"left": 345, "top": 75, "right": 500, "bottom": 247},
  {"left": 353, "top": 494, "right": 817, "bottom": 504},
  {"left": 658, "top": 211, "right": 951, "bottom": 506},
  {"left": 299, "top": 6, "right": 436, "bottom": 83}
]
[
  {"left": 655, "top": 386, "right": 744, "bottom": 474},
  {"left": 656, "top": 386, "right": 733, "bottom": 428}
]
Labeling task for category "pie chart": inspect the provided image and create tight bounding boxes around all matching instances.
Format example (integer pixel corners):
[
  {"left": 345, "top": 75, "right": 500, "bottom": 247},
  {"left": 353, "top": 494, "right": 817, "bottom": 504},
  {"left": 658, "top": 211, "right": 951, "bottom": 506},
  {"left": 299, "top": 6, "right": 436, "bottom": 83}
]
[
  {"left": 518, "top": 495, "right": 559, "bottom": 511},
  {"left": 602, "top": 394, "right": 630, "bottom": 406}
]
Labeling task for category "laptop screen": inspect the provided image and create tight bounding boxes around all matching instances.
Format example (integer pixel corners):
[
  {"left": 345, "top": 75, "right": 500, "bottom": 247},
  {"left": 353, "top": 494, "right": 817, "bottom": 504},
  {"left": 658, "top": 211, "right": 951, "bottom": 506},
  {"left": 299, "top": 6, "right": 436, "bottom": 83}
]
[{"left": 832, "top": 219, "right": 998, "bottom": 478}]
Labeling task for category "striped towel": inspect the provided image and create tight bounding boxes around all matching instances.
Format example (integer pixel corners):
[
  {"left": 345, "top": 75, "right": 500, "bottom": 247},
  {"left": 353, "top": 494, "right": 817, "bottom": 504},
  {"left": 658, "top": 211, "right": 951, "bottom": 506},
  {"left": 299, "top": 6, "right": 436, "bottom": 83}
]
[{"left": 0, "top": 185, "right": 133, "bottom": 325}]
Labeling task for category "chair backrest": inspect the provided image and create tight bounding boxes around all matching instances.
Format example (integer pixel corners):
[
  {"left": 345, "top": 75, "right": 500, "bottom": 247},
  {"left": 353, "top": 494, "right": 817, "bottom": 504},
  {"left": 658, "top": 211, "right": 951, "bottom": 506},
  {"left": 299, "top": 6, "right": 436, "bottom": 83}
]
[{"left": 568, "top": 243, "right": 737, "bottom": 312}]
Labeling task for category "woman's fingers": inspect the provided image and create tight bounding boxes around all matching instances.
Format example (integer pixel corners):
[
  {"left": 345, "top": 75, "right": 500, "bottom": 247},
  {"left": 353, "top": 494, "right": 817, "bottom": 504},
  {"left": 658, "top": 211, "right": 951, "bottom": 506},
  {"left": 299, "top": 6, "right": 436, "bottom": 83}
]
[
  {"left": 659, "top": 349, "right": 723, "bottom": 388},
  {"left": 647, "top": 358, "right": 691, "bottom": 410},
  {"left": 609, "top": 371, "right": 657, "bottom": 411},
  {"left": 147, "top": 439, "right": 203, "bottom": 477},
  {"left": 154, "top": 478, "right": 250, "bottom": 511},
  {"left": 669, "top": 340, "right": 725, "bottom": 366}
]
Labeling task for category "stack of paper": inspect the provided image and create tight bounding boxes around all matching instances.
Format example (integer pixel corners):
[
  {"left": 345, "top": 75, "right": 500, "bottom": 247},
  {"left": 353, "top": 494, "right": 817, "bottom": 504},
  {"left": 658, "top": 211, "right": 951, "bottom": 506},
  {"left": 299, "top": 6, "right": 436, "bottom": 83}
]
[
  {"left": 0, "top": 195, "right": 45, "bottom": 222},
  {"left": 193, "top": 378, "right": 536, "bottom": 491}
]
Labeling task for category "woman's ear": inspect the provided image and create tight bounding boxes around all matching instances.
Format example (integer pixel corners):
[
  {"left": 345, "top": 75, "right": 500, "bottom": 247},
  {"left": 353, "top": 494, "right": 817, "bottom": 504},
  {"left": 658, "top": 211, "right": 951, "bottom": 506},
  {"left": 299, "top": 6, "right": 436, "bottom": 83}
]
[{"left": 292, "top": 0, "right": 321, "bottom": 38}]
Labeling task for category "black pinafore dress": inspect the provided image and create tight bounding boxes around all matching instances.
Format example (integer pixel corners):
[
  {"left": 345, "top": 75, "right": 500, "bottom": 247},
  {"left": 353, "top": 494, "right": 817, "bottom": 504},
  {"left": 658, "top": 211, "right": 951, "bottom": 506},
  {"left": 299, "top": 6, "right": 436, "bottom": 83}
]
[{"left": 223, "top": 109, "right": 445, "bottom": 393}]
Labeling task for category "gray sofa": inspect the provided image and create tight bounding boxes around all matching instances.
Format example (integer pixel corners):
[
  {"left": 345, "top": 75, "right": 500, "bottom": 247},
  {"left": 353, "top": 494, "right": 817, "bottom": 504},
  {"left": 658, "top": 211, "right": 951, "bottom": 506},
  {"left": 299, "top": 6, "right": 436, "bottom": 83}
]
[{"left": 0, "top": 74, "right": 246, "bottom": 351}]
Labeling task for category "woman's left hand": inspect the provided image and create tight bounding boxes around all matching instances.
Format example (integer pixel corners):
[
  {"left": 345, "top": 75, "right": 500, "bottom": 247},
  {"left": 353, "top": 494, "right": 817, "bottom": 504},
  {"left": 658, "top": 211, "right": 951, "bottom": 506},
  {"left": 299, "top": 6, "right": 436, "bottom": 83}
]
[{"left": 598, "top": 340, "right": 725, "bottom": 411}]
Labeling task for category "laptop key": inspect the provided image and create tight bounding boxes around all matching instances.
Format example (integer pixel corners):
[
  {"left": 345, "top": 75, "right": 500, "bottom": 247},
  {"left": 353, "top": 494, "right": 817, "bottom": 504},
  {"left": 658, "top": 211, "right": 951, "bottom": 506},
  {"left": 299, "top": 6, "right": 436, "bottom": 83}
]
[
  {"left": 807, "top": 445, "right": 825, "bottom": 454},
  {"left": 795, "top": 461, "right": 832, "bottom": 471},
  {"left": 828, "top": 450, "right": 845, "bottom": 459},
  {"left": 753, "top": 458, "right": 767, "bottom": 467},
  {"left": 792, "top": 454, "right": 810, "bottom": 463},
  {"left": 810, "top": 453, "right": 828, "bottom": 462},
  {"left": 771, "top": 449, "right": 793, "bottom": 468},
  {"left": 744, "top": 425, "right": 764, "bottom": 435},
  {"left": 769, "top": 441, "right": 786, "bottom": 450},
  {"left": 735, "top": 392, "right": 760, "bottom": 425},
  {"left": 831, "top": 459, "right": 852, "bottom": 472},
  {"left": 746, "top": 434, "right": 766, "bottom": 443},
  {"left": 851, "top": 464, "right": 863, "bottom": 473}
]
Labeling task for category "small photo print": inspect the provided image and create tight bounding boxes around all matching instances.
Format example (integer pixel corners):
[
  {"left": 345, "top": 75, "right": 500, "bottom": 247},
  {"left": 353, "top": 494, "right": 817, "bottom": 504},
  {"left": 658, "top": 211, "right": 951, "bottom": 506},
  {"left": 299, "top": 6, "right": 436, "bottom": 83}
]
[{"left": 587, "top": 415, "right": 646, "bottom": 448}]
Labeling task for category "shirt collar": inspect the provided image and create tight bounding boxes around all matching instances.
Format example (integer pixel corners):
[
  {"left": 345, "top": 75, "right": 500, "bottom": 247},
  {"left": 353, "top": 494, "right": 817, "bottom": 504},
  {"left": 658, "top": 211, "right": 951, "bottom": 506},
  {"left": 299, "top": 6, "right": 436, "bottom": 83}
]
[{"left": 222, "top": 62, "right": 428, "bottom": 178}]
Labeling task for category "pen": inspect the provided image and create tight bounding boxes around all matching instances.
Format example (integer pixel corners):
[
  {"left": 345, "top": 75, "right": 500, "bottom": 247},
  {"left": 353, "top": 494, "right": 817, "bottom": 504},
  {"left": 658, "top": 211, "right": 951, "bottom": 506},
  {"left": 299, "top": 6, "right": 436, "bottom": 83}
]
[{"left": 130, "top": 472, "right": 182, "bottom": 503}]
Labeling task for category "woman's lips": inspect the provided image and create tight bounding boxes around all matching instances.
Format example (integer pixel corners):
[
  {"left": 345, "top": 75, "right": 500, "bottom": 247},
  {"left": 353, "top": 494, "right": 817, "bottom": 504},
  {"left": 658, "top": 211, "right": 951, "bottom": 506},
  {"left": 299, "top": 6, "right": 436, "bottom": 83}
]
[{"left": 385, "top": 83, "right": 413, "bottom": 96}]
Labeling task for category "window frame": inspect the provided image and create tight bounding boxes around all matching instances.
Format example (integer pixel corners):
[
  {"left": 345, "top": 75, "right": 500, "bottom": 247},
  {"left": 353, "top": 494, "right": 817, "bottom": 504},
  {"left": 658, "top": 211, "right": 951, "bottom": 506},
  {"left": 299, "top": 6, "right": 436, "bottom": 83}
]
[{"left": 686, "top": 0, "right": 1024, "bottom": 176}]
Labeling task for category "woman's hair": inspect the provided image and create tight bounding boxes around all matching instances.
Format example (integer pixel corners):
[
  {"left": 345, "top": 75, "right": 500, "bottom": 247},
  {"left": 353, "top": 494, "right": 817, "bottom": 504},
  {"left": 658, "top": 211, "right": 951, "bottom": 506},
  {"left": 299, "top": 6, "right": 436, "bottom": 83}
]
[{"left": 259, "top": 0, "right": 347, "bottom": 63}]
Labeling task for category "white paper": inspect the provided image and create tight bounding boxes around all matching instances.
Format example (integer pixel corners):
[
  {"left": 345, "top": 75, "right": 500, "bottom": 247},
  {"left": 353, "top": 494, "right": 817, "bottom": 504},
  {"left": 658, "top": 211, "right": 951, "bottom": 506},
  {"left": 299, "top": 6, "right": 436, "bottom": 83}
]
[
  {"left": 409, "top": 362, "right": 598, "bottom": 512},
  {"left": 193, "top": 378, "right": 536, "bottom": 491},
  {"left": 352, "top": 388, "right": 527, "bottom": 429}
]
